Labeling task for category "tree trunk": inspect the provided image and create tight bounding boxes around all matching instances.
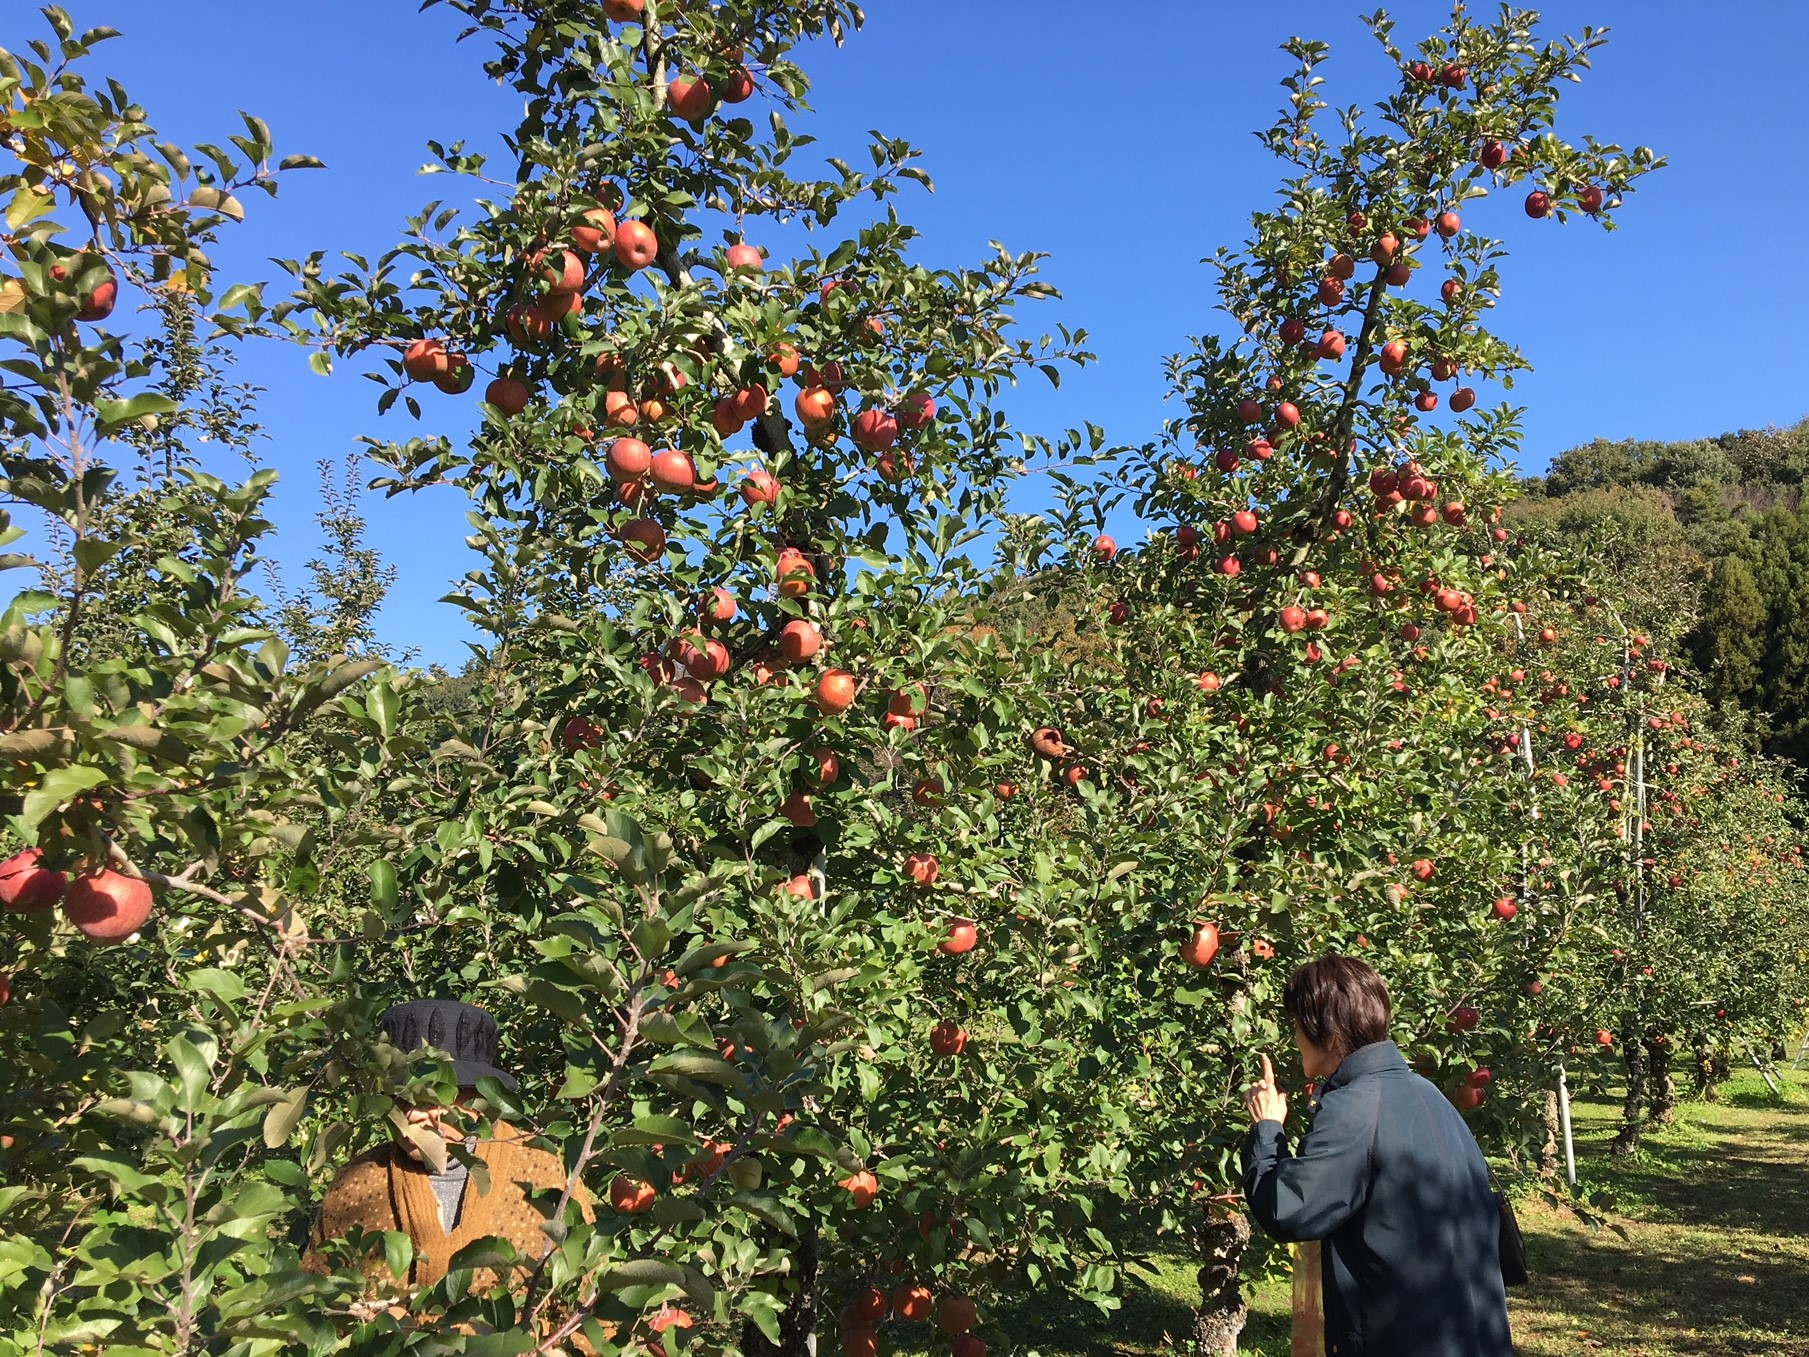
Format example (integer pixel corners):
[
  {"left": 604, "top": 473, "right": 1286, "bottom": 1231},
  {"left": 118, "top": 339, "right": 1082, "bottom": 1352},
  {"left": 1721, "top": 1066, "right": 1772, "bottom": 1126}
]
[
  {"left": 1645, "top": 1038, "right": 1677, "bottom": 1125},
  {"left": 742, "top": 1226, "right": 817, "bottom": 1357},
  {"left": 1693, "top": 1042, "right": 1727, "bottom": 1101},
  {"left": 1538, "top": 1089, "right": 1562, "bottom": 1178},
  {"left": 1190, "top": 1211, "right": 1252, "bottom": 1356},
  {"left": 1611, "top": 1027, "right": 1648, "bottom": 1157}
]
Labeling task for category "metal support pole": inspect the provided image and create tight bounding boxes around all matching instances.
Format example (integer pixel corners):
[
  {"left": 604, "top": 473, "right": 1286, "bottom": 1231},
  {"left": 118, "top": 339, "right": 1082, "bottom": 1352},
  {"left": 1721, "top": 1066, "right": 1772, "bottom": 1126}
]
[
  {"left": 1752, "top": 1052, "right": 1781, "bottom": 1096},
  {"left": 1557, "top": 1060, "right": 1577, "bottom": 1187}
]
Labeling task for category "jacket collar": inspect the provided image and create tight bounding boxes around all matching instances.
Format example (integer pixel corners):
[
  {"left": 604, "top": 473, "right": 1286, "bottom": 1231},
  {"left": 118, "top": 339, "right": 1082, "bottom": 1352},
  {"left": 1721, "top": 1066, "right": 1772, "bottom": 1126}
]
[{"left": 1322, "top": 1039, "right": 1408, "bottom": 1093}]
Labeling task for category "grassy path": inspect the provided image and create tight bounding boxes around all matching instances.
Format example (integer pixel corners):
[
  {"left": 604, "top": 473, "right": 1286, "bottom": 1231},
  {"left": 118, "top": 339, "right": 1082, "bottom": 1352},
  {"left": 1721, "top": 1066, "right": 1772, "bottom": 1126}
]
[
  {"left": 1507, "top": 1066, "right": 1809, "bottom": 1357},
  {"left": 973, "top": 1066, "right": 1809, "bottom": 1355}
]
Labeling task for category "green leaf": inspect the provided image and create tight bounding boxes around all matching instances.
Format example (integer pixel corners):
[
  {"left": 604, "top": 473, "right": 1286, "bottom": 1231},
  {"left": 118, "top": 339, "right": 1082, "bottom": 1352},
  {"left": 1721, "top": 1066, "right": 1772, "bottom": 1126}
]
[
  {"left": 262, "top": 1088, "right": 308, "bottom": 1148},
  {"left": 21, "top": 765, "right": 109, "bottom": 827},
  {"left": 595, "top": 1258, "right": 686, "bottom": 1292},
  {"left": 370, "top": 859, "right": 398, "bottom": 910},
  {"left": 647, "top": 1051, "right": 745, "bottom": 1087}
]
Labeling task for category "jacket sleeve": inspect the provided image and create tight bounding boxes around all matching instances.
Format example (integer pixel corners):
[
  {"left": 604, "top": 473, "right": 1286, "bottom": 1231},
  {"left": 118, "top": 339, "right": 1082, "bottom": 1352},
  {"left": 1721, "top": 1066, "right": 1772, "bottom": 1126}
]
[{"left": 1242, "top": 1088, "right": 1377, "bottom": 1242}]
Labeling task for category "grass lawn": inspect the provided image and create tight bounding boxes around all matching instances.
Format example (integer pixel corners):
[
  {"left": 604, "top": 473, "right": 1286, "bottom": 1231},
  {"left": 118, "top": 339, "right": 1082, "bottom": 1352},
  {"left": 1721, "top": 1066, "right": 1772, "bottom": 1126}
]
[{"left": 963, "top": 1065, "right": 1809, "bottom": 1355}]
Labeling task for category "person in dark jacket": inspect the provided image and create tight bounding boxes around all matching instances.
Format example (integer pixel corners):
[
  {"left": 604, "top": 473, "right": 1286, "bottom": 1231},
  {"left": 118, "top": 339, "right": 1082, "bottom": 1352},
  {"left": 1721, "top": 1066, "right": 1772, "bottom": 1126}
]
[{"left": 1242, "top": 955, "right": 1514, "bottom": 1357}]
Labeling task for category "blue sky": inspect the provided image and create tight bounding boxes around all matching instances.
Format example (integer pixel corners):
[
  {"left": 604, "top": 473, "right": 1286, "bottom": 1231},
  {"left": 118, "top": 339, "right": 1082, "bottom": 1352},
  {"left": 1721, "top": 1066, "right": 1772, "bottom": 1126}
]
[{"left": 66, "top": 1, "right": 1809, "bottom": 667}]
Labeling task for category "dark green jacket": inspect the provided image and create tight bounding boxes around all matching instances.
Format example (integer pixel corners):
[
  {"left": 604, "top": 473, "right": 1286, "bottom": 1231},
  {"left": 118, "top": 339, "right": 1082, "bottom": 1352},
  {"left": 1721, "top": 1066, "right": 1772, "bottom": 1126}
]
[{"left": 1242, "top": 1041, "right": 1513, "bottom": 1357}]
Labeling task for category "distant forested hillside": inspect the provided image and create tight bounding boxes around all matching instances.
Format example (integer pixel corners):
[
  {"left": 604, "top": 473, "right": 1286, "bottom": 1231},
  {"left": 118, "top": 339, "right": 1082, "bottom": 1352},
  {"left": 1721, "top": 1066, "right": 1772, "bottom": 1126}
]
[{"left": 1512, "top": 417, "right": 1809, "bottom": 765}]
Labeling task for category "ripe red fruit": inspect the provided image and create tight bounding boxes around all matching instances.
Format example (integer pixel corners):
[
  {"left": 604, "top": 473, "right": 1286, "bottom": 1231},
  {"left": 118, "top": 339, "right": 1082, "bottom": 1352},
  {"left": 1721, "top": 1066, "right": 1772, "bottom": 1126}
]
[
  {"left": 613, "top": 219, "right": 659, "bottom": 270},
  {"left": 605, "top": 436, "right": 652, "bottom": 483},
  {"left": 1092, "top": 533, "right": 1118, "bottom": 560},
  {"left": 1468, "top": 1067, "right": 1493, "bottom": 1088},
  {"left": 1369, "top": 232, "right": 1399, "bottom": 264},
  {"left": 850, "top": 1287, "right": 889, "bottom": 1323},
  {"left": 1237, "top": 399, "right": 1263, "bottom": 423},
  {"left": 1232, "top": 509, "right": 1259, "bottom": 535},
  {"left": 1180, "top": 921, "right": 1220, "bottom": 968},
  {"left": 938, "top": 1296, "right": 979, "bottom": 1335},
  {"left": 893, "top": 1284, "right": 933, "bottom": 1322},
  {"left": 1415, "top": 391, "right": 1439, "bottom": 412},
  {"left": 1379, "top": 340, "right": 1408, "bottom": 374},
  {"left": 1440, "top": 278, "right": 1462, "bottom": 306},
  {"left": 561, "top": 716, "right": 603, "bottom": 752},
  {"left": 602, "top": 0, "right": 644, "bottom": 18},
  {"left": 485, "top": 376, "right": 532, "bottom": 416},
  {"left": 795, "top": 386, "right": 836, "bottom": 426},
  {"left": 897, "top": 392, "right": 936, "bottom": 429},
  {"left": 1, "top": 849, "right": 66, "bottom": 913},
  {"left": 852, "top": 408, "right": 900, "bottom": 452},
  {"left": 840, "top": 1170, "right": 880, "bottom": 1207},
  {"left": 1435, "top": 211, "right": 1462, "bottom": 239},
  {"left": 929, "top": 1019, "right": 968, "bottom": 1056},
  {"left": 939, "top": 918, "right": 978, "bottom": 955},
  {"left": 402, "top": 338, "right": 448, "bottom": 382},
  {"left": 432, "top": 353, "right": 473, "bottom": 394},
  {"left": 778, "top": 620, "right": 823, "bottom": 664},
  {"left": 76, "top": 269, "right": 118, "bottom": 322},
  {"left": 841, "top": 1326, "right": 878, "bottom": 1357},
  {"left": 1279, "top": 317, "right": 1306, "bottom": 345},
  {"left": 814, "top": 669, "right": 857, "bottom": 715},
  {"left": 650, "top": 447, "right": 697, "bottom": 493},
  {"left": 703, "top": 588, "right": 737, "bottom": 625},
  {"left": 1385, "top": 260, "right": 1412, "bottom": 286},
  {"left": 1524, "top": 190, "right": 1552, "bottom": 219},
  {"left": 571, "top": 206, "right": 617, "bottom": 254},
  {"left": 1217, "top": 556, "right": 1241, "bottom": 577},
  {"left": 619, "top": 518, "right": 667, "bottom": 562},
  {"left": 1578, "top": 184, "right": 1605, "bottom": 214},
  {"left": 741, "top": 468, "right": 780, "bottom": 506},
  {"left": 1410, "top": 858, "right": 1435, "bottom": 882},
  {"left": 1450, "top": 387, "right": 1476, "bottom": 413},
  {"left": 1279, "top": 606, "right": 1307, "bottom": 634},
  {"left": 609, "top": 1175, "right": 656, "bottom": 1213},
  {"left": 1276, "top": 401, "right": 1301, "bottom": 428},
  {"left": 1493, "top": 897, "right": 1518, "bottom": 921},
  {"left": 725, "top": 242, "right": 763, "bottom": 272},
  {"left": 1450, "top": 1083, "right": 1484, "bottom": 1112},
  {"left": 1480, "top": 139, "right": 1508, "bottom": 169},
  {"left": 62, "top": 869, "right": 154, "bottom": 944},
  {"left": 1448, "top": 1006, "right": 1481, "bottom": 1032},
  {"left": 1197, "top": 672, "right": 1221, "bottom": 692},
  {"left": 1595, "top": 1029, "right": 1614, "bottom": 1048},
  {"left": 777, "top": 547, "right": 816, "bottom": 597},
  {"left": 1316, "top": 330, "right": 1347, "bottom": 360},
  {"left": 678, "top": 634, "right": 731, "bottom": 681},
  {"left": 667, "top": 74, "right": 713, "bottom": 121},
  {"left": 722, "top": 67, "right": 756, "bottom": 103},
  {"left": 952, "top": 1337, "right": 987, "bottom": 1357},
  {"left": 1317, "top": 277, "right": 1346, "bottom": 307},
  {"left": 1406, "top": 60, "right": 1434, "bottom": 83},
  {"left": 904, "top": 853, "right": 939, "bottom": 887},
  {"left": 780, "top": 792, "right": 817, "bottom": 828}
]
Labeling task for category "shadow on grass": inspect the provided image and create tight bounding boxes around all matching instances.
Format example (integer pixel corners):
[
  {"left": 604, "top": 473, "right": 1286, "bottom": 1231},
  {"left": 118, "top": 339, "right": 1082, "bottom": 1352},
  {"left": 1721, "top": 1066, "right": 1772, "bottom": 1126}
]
[{"left": 1516, "top": 1222, "right": 1809, "bottom": 1356}]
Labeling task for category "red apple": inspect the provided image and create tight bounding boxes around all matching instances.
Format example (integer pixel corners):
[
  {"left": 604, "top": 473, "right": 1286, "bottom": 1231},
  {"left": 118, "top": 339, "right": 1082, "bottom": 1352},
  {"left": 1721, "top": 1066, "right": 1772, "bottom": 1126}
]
[
  {"left": 613, "top": 219, "right": 659, "bottom": 271},
  {"left": 814, "top": 669, "right": 857, "bottom": 715},
  {"left": 1493, "top": 898, "right": 1518, "bottom": 921},
  {"left": 667, "top": 75, "right": 713, "bottom": 121},
  {"left": 904, "top": 853, "right": 939, "bottom": 887},
  {"left": 402, "top": 338, "right": 448, "bottom": 382},
  {"left": 852, "top": 408, "right": 899, "bottom": 452},
  {"left": 778, "top": 620, "right": 823, "bottom": 664},
  {"left": 485, "top": 376, "right": 531, "bottom": 416},
  {"left": 1524, "top": 190, "right": 1551, "bottom": 219},
  {"left": 1180, "top": 921, "right": 1220, "bottom": 968},
  {"left": 571, "top": 206, "right": 617, "bottom": 254},
  {"left": 649, "top": 448, "right": 697, "bottom": 493},
  {"left": 740, "top": 468, "right": 780, "bottom": 506},
  {"left": 0, "top": 848, "right": 66, "bottom": 914},
  {"left": 725, "top": 242, "right": 763, "bottom": 272},
  {"left": 63, "top": 870, "right": 153, "bottom": 944},
  {"left": 1435, "top": 211, "right": 1462, "bottom": 239},
  {"left": 619, "top": 518, "right": 667, "bottom": 562},
  {"left": 939, "top": 918, "right": 978, "bottom": 955}
]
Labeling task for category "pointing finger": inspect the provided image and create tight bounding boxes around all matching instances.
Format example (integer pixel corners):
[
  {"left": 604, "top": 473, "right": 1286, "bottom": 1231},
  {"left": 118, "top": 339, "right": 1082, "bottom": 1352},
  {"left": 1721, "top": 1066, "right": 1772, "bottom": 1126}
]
[{"left": 1259, "top": 1052, "right": 1274, "bottom": 1084}]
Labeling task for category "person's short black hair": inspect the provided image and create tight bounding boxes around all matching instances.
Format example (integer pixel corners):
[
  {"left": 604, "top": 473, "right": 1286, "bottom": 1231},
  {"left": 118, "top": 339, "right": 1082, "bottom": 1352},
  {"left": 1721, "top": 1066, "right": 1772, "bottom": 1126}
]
[{"left": 1283, "top": 955, "right": 1392, "bottom": 1059}]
